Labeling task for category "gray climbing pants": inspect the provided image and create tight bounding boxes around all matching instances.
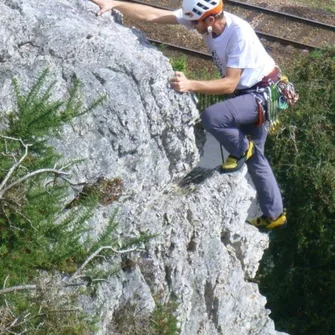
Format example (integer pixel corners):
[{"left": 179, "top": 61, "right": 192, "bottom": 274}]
[{"left": 201, "top": 93, "right": 283, "bottom": 219}]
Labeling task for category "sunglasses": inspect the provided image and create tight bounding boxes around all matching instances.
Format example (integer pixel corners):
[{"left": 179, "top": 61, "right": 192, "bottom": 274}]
[{"left": 191, "top": 13, "right": 221, "bottom": 26}]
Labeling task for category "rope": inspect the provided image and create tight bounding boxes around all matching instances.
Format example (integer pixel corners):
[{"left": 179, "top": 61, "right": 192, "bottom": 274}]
[{"left": 220, "top": 144, "right": 225, "bottom": 165}]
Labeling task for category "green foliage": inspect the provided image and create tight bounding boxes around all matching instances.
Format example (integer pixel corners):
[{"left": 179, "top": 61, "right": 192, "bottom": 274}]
[
  {"left": 0, "top": 184, "right": 96, "bottom": 281},
  {"left": 151, "top": 302, "right": 180, "bottom": 335},
  {"left": 257, "top": 47, "right": 335, "bottom": 335},
  {"left": 1, "top": 275, "right": 96, "bottom": 335},
  {"left": 8, "top": 68, "right": 105, "bottom": 143},
  {"left": 167, "top": 52, "right": 224, "bottom": 111},
  {"left": 112, "top": 300, "right": 180, "bottom": 335},
  {"left": 294, "top": 0, "right": 335, "bottom": 13},
  {"left": 196, "top": 93, "right": 226, "bottom": 112},
  {"left": 0, "top": 70, "right": 131, "bottom": 334},
  {"left": 193, "top": 64, "right": 224, "bottom": 113},
  {"left": 170, "top": 55, "right": 187, "bottom": 73},
  {"left": 0, "top": 70, "right": 106, "bottom": 283}
]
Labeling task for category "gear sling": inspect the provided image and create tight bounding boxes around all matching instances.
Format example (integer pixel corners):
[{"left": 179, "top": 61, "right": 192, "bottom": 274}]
[{"left": 236, "top": 67, "right": 299, "bottom": 132}]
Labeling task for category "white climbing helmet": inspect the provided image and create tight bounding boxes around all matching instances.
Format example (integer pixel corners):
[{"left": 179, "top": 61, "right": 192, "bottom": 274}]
[{"left": 182, "top": 0, "right": 224, "bottom": 21}]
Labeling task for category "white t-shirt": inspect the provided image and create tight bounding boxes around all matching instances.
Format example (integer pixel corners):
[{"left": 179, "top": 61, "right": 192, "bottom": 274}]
[{"left": 174, "top": 10, "right": 275, "bottom": 90}]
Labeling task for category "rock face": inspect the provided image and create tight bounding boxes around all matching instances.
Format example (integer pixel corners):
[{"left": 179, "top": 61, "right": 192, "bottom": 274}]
[{"left": 0, "top": 0, "right": 288, "bottom": 334}]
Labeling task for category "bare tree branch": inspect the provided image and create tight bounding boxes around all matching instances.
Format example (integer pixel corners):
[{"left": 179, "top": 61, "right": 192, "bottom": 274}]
[
  {"left": 0, "top": 168, "right": 70, "bottom": 198},
  {"left": 58, "top": 176, "right": 87, "bottom": 187},
  {"left": 0, "top": 136, "right": 31, "bottom": 193},
  {"left": 39, "top": 308, "right": 81, "bottom": 314},
  {"left": 0, "top": 136, "right": 71, "bottom": 199},
  {"left": 1, "top": 310, "right": 36, "bottom": 335},
  {"left": 0, "top": 285, "right": 36, "bottom": 295},
  {"left": 1, "top": 200, "right": 37, "bottom": 230},
  {"left": 69, "top": 246, "right": 138, "bottom": 282}
]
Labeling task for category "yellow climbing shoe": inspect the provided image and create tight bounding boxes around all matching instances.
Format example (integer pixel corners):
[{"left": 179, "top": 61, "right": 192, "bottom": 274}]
[
  {"left": 246, "top": 211, "right": 287, "bottom": 229},
  {"left": 221, "top": 141, "right": 255, "bottom": 173}
]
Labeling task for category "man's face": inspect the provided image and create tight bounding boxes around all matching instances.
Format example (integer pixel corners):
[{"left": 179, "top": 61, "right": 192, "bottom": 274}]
[{"left": 190, "top": 19, "right": 207, "bottom": 34}]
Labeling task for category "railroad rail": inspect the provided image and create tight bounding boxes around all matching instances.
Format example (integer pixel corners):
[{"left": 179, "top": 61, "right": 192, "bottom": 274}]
[{"left": 126, "top": 0, "right": 335, "bottom": 53}]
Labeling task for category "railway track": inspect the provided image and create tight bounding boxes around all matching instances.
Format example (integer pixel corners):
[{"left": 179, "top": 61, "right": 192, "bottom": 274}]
[
  {"left": 226, "top": 0, "right": 335, "bottom": 50},
  {"left": 124, "top": 0, "right": 335, "bottom": 58}
]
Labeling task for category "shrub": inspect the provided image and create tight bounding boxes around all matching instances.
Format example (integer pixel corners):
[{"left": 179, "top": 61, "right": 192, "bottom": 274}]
[
  {"left": 111, "top": 300, "right": 180, "bottom": 335},
  {"left": 257, "top": 47, "right": 335, "bottom": 335},
  {"left": 0, "top": 70, "right": 134, "bottom": 334}
]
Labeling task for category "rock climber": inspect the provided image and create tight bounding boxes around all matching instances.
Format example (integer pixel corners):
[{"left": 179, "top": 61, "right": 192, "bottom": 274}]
[{"left": 88, "top": 0, "right": 287, "bottom": 229}]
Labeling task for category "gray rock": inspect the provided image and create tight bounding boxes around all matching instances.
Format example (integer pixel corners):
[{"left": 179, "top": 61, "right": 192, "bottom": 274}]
[{"left": 0, "top": 0, "right": 288, "bottom": 334}]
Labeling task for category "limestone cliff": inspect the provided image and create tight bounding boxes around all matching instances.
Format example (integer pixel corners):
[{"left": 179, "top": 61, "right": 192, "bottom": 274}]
[{"left": 0, "top": 0, "right": 288, "bottom": 334}]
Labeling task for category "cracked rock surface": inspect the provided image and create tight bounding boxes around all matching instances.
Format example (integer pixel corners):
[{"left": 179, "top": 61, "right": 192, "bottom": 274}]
[{"left": 0, "top": 0, "right": 288, "bottom": 334}]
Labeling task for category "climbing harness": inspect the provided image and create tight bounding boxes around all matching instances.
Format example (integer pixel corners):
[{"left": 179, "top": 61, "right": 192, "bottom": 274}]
[
  {"left": 235, "top": 67, "right": 299, "bottom": 134},
  {"left": 219, "top": 68, "right": 299, "bottom": 166}
]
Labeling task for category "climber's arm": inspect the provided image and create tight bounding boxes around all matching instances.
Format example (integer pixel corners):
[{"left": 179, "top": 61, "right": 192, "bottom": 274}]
[{"left": 89, "top": 0, "right": 179, "bottom": 24}]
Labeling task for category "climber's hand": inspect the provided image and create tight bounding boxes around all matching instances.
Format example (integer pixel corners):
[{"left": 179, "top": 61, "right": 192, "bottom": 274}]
[
  {"left": 170, "top": 72, "right": 192, "bottom": 93},
  {"left": 89, "top": 0, "right": 115, "bottom": 16}
]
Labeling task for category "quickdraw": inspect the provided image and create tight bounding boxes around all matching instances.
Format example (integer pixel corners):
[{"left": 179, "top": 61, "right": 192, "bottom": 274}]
[{"left": 264, "top": 72, "right": 299, "bottom": 134}]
